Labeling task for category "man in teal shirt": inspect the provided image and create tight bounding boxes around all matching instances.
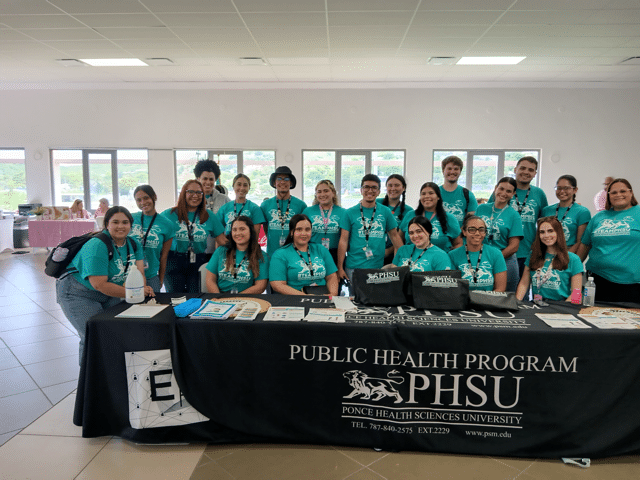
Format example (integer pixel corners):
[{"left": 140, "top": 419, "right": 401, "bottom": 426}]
[
  {"left": 337, "top": 174, "right": 403, "bottom": 288},
  {"left": 491, "top": 156, "right": 548, "bottom": 279},
  {"left": 260, "top": 166, "right": 308, "bottom": 257},
  {"left": 439, "top": 155, "right": 478, "bottom": 227}
]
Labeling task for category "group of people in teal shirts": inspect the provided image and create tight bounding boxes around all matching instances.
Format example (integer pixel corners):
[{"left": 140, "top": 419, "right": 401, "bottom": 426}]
[{"left": 57, "top": 157, "right": 640, "bottom": 362}]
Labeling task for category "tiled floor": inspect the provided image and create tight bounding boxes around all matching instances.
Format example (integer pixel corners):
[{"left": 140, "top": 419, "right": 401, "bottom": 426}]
[{"left": 1, "top": 249, "right": 640, "bottom": 479}]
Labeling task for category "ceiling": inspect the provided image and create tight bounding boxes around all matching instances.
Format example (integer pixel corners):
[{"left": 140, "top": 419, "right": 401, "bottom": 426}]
[{"left": 1, "top": 0, "right": 639, "bottom": 88}]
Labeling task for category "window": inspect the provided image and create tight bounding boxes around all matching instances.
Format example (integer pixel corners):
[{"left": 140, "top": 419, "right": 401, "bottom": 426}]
[
  {"left": 0, "top": 148, "right": 26, "bottom": 212},
  {"left": 174, "top": 150, "right": 276, "bottom": 205},
  {"left": 51, "top": 149, "right": 149, "bottom": 212},
  {"left": 303, "top": 150, "right": 405, "bottom": 208},
  {"left": 432, "top": 150, "right": 540, "bottom": 201}
]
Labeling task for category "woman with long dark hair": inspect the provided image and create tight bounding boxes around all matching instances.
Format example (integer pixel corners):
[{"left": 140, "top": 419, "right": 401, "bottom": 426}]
[
  {"left": 392, "top": 216, "right": 451, "bottom": 271},
  {"left": 517, "top": 216, "right": 583, "bottom": 301},
  {"left": 130, "top": 185, "right": 176, "bottom": 292},
  {"left": 161, "top": 179, "right": 225, "bottom": 293},
  {"left": 541, "top": 175, "right": 591, "bottom": 253},
  {"left": 399, "top": 182, "right": 462, "bottom": 251},
  {"left": 269, "top": 214, "right": 338, "bottom": 295},
  {"left": 379, "top": 174, "right": 414, "bottom": 264},
  {"left": 578, "top": 178, "right": 640, "bottom": 301},
  {"left": 475, "top": 177, "right": 524, "bottom": 292},
  {"left": 206, "top": 216, "right": 268, "bottom": 294}
]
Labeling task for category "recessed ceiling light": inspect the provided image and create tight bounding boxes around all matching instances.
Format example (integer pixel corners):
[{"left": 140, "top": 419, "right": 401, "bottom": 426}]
[
  {"left": 618, "top": 56, "right": 640, "bottom": 65},
  {"left": 145, "top": 58, "right": 174, "bottom": 66},
  {"left": 457, "top": 57, "right": 526, "bottom": 65},
  {"left": 79, "top": 58, "right": 148, "bottom": 67}
]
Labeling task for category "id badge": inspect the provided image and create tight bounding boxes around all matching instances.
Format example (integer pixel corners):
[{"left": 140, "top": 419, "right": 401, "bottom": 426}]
[
  {"left": 321, "top": 238, "right": 330, "bottom": 249},
  {"left": 189, "top": 249, "right": 196, "bottom": 264},
  {"left": 364, "top": 246, "right": 374, "bottom": 259},
  {"left": 230, "top": 287, "right": 239, "bottom": 294},
  {"left": 143, "top": 259, "right": 149, "bottom": 270},
  {"left": 279, "top": 236, "right": 286, "bottom": 246},
  {"left": 533, "top": 294, "right": 548, "bottom": 307}
]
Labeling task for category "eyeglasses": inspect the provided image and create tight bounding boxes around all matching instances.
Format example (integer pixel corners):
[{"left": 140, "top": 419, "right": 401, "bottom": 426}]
[
  {"left": 186, "top": 190, "right": 204, "bottom": 196},
  {"left": 466, "top": 227, "right": 487, "bottom": 234},
  {"left": 275, "top": 177, "right": 291, "bottom": 183},
  {"left": 361, "top": 185, "right": 379, "bottom": 191},
  {"left": 554, "top": 186, "right": 574, "bottom": 191}
]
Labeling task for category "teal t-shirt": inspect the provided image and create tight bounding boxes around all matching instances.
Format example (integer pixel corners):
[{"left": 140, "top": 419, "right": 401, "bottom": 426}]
[
  {"left": 399, "top": 211, "right": 462, "bottom": 251},
  {"left": 260, "top": 196, "right": 308, "bottom": 256},
  {"left": 541, "top": 203, "right": 591, "bottom": 247},
  {"left": 70, "top": 232, "right": 144, "bottom": 290},
  {"left": 269, "top": 243, "right": 338, "bottom": 291},
  {"left": 129, "top": 212, "right": 176, "bottom": 279},
  {"left": 509, "top": 186, "right": 548, "bottom": 258},
  {"left": 206, "top": 246, "right": 268, "bottom": 293},
  {"left": 440, "top": 185, "right": 478, "bottom": 226},
  {"left": 581, "top": 205, "right": 640, "bottom": 284},
  {"left": 217, "top": 199, "right": 266, "bottom": 235},
  {"left": 161, "top": 208, "right": 224, "bottom": 254},
  {"left": 340, "top": 203, "right": 398, "bottom": 269},
  {"left": 475, "top": 203, "right": 524, "bottom": 252},
  {"left": 448, "top": 244, "right": 507, "bottom": 291},
  {"left": 526, "top": 252, "right": 583, "bottom": 301},
  {"left": 392, "top": 244, "right": 452, "bottom": 272},
  {"left": 376, "top": 198, "right": 415, "bottom": 225},
  {"left": 303, "top": 204, "right": 347, "bottom": 250}
]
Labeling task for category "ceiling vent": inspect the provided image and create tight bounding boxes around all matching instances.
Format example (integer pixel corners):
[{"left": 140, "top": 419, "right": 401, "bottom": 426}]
[
  {"left": 145, "top": 58, "right": 174, "bottom": 66},
  {"left": 56, "top": 59, "right": 85, "bottom": 67}
]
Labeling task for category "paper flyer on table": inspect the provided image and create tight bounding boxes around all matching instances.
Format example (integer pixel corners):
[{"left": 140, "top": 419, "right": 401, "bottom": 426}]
[
  {"left": 536, "top": 313, "right": 590, "bottom": 329},
  {"left": 304, "top": 308, "right": 346, "bottom": 323},
  {"left": 190, "top": 300, "right": 238, "bottom": 319},
  {"left": 115, "top": 304, "right": 169, "bottom": 318},
  {"left": 263, "top": 307, "right": 305, "bottom": 321},
  {"left": 578, "top": 315, "right": 639, "bottom": 329}
]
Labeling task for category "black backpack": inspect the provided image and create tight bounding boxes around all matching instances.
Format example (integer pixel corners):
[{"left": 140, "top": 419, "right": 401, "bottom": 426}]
[{"left": 45, "top": 232, "right": 136, "bottom": 278}]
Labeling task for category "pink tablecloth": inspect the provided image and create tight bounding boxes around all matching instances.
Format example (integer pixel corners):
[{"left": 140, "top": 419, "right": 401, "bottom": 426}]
[{"left": 28, "top": 219, "right": 98, "bottom": 248}]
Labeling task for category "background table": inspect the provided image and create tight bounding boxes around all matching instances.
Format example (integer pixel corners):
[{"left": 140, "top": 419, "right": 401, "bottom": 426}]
[
  {"left": 74, "top": 295, "right": 640, "bottom": 458},
  {"left": 28, "top": 219, "right": 97, "bottom": 248}
]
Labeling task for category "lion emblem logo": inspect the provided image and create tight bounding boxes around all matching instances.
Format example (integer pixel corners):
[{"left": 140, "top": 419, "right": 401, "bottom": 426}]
[{"left": 343, "top": 370, "right": 404, "bottom": 403}]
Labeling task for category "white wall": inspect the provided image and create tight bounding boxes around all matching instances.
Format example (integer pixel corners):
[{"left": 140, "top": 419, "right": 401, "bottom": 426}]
[{"left": 2, "top": 87, "right": 639, "bottom": 213}]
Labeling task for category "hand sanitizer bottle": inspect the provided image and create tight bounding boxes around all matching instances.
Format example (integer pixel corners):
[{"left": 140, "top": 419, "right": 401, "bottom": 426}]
[{"left": 125, "top": 267, "right": 145, "bottom": 304}]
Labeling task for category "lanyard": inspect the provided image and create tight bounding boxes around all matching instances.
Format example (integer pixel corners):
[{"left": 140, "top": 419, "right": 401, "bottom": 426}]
[
  {"left": 408, "top": 245, "right": 429, "bottom": 268},
  {"left": 277, "top": 198, "right": 291, "bottom": 230},
  {"left": 319, "top": 205, "right": 333, "bottom": 235},
  {"left": 555, "top": 202, "right": 573, "bottom": 224},
  {"left": 113, "top": 239, "right": 132, "bottom": 276},
  {"left": 465, "top": 246, "right": 483, "bottom": 283},
  {"left": 233, "top": 201, "right": 246, "bottom": 218},
  {"left": 514, "top": 188, "right": 531, "bottom": 214},
  {"left": 140, "top": 213, "right": 157, "bottom": 248},
  {"left": 186, "top": 212, "right": 199, "bottom": 251},
  {"left": 232, "top": 251, "right": 247, "bottom": 280},
  {"left": 535, "top": 255, "right": 556, "bottom": 289},
  {"left": 294, "top": 247, "right": 314, "bottom": 276},
  {"left": 360, "top": 202, "right": 377, "bottom": 243}
]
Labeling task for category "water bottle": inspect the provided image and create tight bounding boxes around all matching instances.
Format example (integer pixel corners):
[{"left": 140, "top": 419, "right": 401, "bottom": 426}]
[
  {"left": 583, "top": 277, "right": 596, "bottom": 306},
  {"left": 125, "top": 267, "right": 145, "bottom": 304}
]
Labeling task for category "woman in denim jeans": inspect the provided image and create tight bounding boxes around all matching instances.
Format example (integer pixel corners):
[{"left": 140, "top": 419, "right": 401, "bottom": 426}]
[{"left": 56, "top": 206, "right": 153, "bottom": 363}]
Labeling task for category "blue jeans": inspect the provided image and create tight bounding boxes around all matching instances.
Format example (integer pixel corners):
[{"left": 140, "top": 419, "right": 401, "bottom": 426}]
[
  {"left": 56, "top": 274, "right": 122, "bottom": 363},
  {"left": 164, "top": 251, "right": 207, "bottom": 293},
  {"left": 505, "top": 254, "right": 519, "bottom": 292}
]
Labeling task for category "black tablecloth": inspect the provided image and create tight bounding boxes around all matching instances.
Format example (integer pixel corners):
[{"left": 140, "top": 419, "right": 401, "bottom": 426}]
[{"left": 74, "top": 294, "right": 640, "bottom": 458}]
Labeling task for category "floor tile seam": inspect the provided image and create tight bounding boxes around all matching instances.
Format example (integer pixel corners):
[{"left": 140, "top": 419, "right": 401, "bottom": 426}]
[
  {"left": 491, "top": 457, "right": 533, "bottom": 473},
  {"left": 0, "top": 428, "right": 23, "bottom": 439},
  {"left": 73, "top": 437, "right": 115, "bottom": 480},
  {"left": 1, "top": 331, "right": 78, "bottom": 348},
  {"left": 206, "top": 458, "right": 238, "bottom": 479},
  {"left": 0, "top": 377, "right": 40, "bottom": 399},
  {"left": 3, "top": 362, "right": 57, "bottom": 407},
  {"left": 0, "top": 319, "right": 61, "bottom": 333},
  {"left": 334, "top": 447, "right": 390, "bottom": 468},
  {"left": 512, "top": 458, "right": 538, "bottom": 478},
  {"left": 11, "top": 350, "right": 79, "bottom": 368},
  {"left": 343, "top": 465, "right": 388, "bottom": 480}
]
